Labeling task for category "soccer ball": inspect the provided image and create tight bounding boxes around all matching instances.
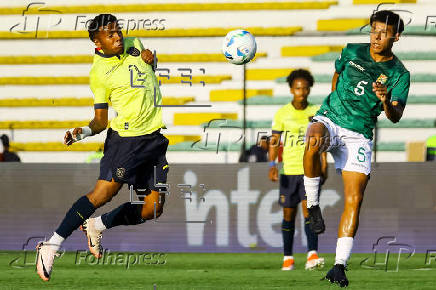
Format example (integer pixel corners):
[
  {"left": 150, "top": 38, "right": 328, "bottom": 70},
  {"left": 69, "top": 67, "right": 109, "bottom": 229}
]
[{"left": 222, "top": 30, "right": 257, "bottom": 65}]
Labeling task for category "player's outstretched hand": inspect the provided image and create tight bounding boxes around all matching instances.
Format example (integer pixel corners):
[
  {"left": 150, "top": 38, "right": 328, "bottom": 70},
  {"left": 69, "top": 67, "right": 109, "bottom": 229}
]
[
  {"left": 64, "top": 128, "right": 82, "bottom": 146},
  {"left": 269, "top": 166, "right": 278, "bottom": 182},
  {"left": 372, "top": 82, "right": 389, "bottom": 103},
  {"left": 141, "top": 49, "right": 154, "bottom": 65}
]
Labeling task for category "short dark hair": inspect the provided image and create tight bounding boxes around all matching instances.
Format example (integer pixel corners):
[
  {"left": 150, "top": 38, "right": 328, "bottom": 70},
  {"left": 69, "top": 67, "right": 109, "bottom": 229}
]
[
  {"left": 370, "top": 10, "right": 404, "bottom": 34},
  {"left": 286, "top": 69, "right": 314, "bottom": 88},
  {"left": 1, "top": 134, "right": 9, "bottom": 147},
  {"left": 88, "top": 14, "right": 118, "bottom": 41}
]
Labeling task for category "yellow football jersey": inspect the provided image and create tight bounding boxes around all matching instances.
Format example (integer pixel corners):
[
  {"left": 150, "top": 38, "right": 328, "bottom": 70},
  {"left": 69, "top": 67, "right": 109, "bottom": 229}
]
[
  {"left": 272, "top": 103, "right": 319, "bottom": 175},
  {"left": 90, "top": 37, "right": 164, "bottom": 137}
]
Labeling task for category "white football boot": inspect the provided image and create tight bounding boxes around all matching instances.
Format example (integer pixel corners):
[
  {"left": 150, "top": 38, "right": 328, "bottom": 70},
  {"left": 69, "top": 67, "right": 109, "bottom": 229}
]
[
  {"left": 36, "top": 242, "right": 60, "bottom": 281},
  {"left": 305, "top": 250, "right": 325, "bottom": 270},
  {"left": 80, "top": 218, "right": 103, "bottom": 259}
]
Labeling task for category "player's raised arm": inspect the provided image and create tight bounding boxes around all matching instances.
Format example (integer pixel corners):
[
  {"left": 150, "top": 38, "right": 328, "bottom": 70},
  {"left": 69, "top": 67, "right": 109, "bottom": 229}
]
[
  {"left": 373, "top": 82, "right": 403, "bottom": 123},
  {"left": 65, "top": 66, "right": 110, "bottom": 146}
]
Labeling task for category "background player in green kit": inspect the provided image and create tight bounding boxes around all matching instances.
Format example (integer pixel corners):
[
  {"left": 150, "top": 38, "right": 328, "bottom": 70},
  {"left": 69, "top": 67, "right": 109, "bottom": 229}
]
[
  {"left": 269, "top": 69, "right": 328, "bottom": 271},
  {"left": 36, "top": 14, "right": 168, "bottom": 281},
  {"left": 303, "top": 10, "right": 410, "bottom": 287}
]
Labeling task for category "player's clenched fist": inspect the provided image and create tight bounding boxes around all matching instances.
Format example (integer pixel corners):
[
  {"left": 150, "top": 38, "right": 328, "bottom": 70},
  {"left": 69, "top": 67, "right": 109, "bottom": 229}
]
[
  {"left": 141, "top": 49, "right": 154, "bottom": 65},
  {"left": 64, "top": 128, "right": 82, "bottom": 145},
  {"left": 269, "top": 166, "right": 278, "bottom": 182},
  {"left": 372, "top": 82, "right": 389, "bottom": 103}
]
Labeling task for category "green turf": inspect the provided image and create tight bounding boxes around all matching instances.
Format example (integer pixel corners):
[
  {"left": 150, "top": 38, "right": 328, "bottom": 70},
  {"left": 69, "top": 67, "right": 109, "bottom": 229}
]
[{"left": 1, "top": 251, "right": 435, "bottom": 289}]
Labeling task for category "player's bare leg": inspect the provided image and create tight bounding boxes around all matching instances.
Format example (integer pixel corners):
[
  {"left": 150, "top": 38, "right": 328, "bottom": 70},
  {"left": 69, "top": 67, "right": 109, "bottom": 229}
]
[
  {"left": 82, "top": 189, "right": 166, "bottom": 259},
  {"left": 282, "top": 207, "right": 297, "bottom": 270},
  {"left": 140, "top": 190, "right": 166, "bottom": 220},
  {"left": 79, "top": 179, "right": 122, "bottom": 259},
  {"left": 302, "top": 200, "right": 324, "bottom": 270},
  {"left": 325, "top": 171, "right": 368, "bottom": 287},
  {"left": 37, "top": 179, "right": 122, "bottom": 281},
  {"left": 338, "top": 171, "right": 368, "bottom": 238},
  {"left": 303, "top": 122, "right": 329, "bottom": 234},
  {"left": 86, "top": 179, "right": 123, "bottom": 208}
]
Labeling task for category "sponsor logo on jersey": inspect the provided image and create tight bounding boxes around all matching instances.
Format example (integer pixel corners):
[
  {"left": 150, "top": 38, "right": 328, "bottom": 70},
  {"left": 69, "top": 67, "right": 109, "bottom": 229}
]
[
  {"left": 127, "top": 47, "right": 141, "bottom": 57},
  {"left": 349, "top": 60, "right": 365, "bottom": 72},
  {"left": 376, "top": 74, "right": 388, "bottom": 85}
]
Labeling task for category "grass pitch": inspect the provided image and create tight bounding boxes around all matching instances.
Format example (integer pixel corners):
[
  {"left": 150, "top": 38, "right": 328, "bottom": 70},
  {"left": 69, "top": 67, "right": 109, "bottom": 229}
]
[{"left": 1, "top": 251, "right": 435, "bottom": 289}]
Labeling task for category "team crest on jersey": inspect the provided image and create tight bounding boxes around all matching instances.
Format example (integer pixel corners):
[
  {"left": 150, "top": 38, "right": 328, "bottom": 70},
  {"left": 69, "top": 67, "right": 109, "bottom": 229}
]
[
  {"left": 116, "top": 167, "right": 126, "bottom": 179},
  {"left": 280, "top": 195, "right": 286, "bottom": 204},
  {"left": 127, "top": 47, "right": 140, "bottom": 57},
  {"left": 376, "top": 74, "right": 388, "bottom": 85}
]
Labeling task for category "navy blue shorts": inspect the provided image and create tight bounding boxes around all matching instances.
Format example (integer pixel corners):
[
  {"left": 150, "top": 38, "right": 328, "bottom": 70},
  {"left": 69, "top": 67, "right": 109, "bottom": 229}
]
[
  {"left": 278, "top": 174, "right": 321, "bottom": 208},
  {"left": 99, "top": 128, "right": 169, "bottom": 192}
]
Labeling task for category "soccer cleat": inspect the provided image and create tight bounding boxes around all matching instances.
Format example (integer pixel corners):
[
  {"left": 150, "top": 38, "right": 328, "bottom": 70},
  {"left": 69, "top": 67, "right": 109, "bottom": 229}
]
[
  {"left": 324, "top": 264, "right": 349, "bottom": 287},
  {"left": 281, "top": 257, "right": 295, "bottom": 270},
  {"left": 305, "top": 251, "right": 325, "bottom": 270},
  {"left": 36, "top": 242, "right": 59, "bottom": 281},
  {"left": 307, "top": 205, "right": 325, "bottom": 234},
  {"left": 80, "top": 218, "right": 103, "bottom": 259}
]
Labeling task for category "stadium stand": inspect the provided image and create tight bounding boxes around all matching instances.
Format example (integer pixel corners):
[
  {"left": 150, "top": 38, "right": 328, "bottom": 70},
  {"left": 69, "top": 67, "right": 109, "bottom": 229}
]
[
  {"left": 0, "top": 0, "right": 435, "bottom": 163},
  {"left": 0, "top": 75, "right": 232, "bottom": 85},
  {"left": 0, "top": 96, "right": 195, "bottom": 106},
  {"left": 317, "top": 18, "right": 369, "bottom": 31},
  {"left": 0, "top": 53, "right": 267, "bottom": 64},
  {"left": 0, "top": 1, "right": 339, "bottom": 14},
  {"left": 0, "top": 27, "right": 303, "bottom": 39},
  {"left": 210, "top": 89, "right": 273, "bottom": 102}
]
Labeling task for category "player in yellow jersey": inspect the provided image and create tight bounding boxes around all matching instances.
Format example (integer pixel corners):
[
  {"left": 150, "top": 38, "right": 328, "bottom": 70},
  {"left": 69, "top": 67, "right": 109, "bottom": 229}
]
[
  {"left": 268, "top": 69, "right": 327, "bottom": 270},
  {"left": 36, "top": 14, "right": 168, "bottom": 281}
]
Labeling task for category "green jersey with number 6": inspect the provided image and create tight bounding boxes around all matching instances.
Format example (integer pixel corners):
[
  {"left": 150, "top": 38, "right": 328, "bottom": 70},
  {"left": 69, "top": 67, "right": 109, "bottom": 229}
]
[{"left": 317, "top": 43, "right": 410, "bottom": 140}]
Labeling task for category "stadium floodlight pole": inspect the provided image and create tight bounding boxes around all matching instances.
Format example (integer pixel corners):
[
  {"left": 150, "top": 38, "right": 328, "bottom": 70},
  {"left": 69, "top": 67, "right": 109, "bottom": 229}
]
[{"left": 241, "top": 63, "right": 247, "bottom": 161}]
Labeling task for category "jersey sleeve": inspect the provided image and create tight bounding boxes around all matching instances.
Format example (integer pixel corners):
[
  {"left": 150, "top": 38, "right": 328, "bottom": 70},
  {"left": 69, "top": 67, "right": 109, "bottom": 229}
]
[
  {"left": 335, "top": 45, "right": 348, "bottom": 74},
  {"left": 390, "top": 72, "right": 410, "bottom": 106},
  {"left": 134, "top": 37, "right": 146, "bottom": 51},
  {"left": 272, "top": 110, "right": 284, "bottom": 134},
  {"left": 90, "top": 70, "right": 110, "bottom": 109}
]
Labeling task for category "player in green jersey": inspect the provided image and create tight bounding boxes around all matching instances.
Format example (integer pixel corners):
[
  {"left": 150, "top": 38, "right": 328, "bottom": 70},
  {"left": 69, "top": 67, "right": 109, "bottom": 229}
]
[
  {"left": 303, "top": 10, "right": 410, "bottom": 287},
  {"left": 269, "top": 69, "right": 328, "bottom": 271},
  {"left": 36, "top": 14, "right": 168, "bottom": 281}
]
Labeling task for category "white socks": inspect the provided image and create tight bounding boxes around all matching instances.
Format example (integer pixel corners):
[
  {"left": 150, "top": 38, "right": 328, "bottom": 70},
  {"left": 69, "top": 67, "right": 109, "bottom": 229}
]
[
  {"left": 304, "top": 176, "right": 320, "bottom": 208},
  {"left": 47, "top": 232, "right": 65, "bottom": 252},
  {"left": 93, "top": 216, "right": 107, "bottom": 231},
  {"left": 284, "top": 255, "right": 294, "bottom": 261},
  {"left": 335, "top": 237, "right": 354, "bottom": 266}
]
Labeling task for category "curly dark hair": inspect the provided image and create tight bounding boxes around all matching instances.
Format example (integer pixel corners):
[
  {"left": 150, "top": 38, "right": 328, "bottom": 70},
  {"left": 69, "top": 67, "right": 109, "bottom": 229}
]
[
  {"left": 88, "top": 14, "right": 118, "bottom": 41},
  {"left": 370, "top": 10, "right": 404, "bottom": 34},
  {"left": 286, "top": 69, "right": 314, "bottom": 88}
]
